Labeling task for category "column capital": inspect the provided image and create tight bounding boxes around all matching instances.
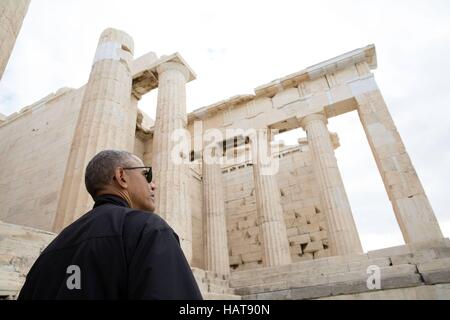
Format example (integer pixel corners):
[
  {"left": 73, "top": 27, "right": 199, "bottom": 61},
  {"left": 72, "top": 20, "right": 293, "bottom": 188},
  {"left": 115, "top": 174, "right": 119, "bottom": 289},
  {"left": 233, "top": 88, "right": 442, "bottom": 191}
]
[
  {"left": 298, "top": 113, "right": 328, "bottom": 129},
  {"left": 157, "top": 61, "right": 191, "bottom": 82}
]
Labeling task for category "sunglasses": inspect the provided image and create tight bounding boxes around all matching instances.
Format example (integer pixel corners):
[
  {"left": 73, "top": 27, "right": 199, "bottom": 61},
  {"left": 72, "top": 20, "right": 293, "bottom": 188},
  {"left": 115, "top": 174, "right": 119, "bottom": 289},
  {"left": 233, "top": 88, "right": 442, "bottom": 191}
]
[{"left": 123, "top": 167, "right": 153, "bottom": 183}]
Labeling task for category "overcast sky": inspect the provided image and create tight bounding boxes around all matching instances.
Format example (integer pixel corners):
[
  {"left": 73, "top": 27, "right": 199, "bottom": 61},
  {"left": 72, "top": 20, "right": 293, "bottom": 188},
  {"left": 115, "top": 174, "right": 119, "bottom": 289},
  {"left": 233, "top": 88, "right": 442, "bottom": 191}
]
[{"left": 1, "top": 0, "right": 449, "bottom": 252}]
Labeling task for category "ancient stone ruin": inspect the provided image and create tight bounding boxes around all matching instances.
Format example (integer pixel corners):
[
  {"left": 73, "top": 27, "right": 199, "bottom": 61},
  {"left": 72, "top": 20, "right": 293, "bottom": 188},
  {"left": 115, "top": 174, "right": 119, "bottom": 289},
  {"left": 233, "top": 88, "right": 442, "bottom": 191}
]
[{"left": 1, "top": 0, "right": 449, "bottom": 300}]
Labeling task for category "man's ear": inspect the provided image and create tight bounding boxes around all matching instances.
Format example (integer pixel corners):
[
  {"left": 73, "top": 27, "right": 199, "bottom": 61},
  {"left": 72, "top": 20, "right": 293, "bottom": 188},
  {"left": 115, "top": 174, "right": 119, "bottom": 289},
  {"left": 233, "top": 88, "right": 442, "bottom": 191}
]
[{"left": 113, "top": 167, "right": 128, "bottom": 189}]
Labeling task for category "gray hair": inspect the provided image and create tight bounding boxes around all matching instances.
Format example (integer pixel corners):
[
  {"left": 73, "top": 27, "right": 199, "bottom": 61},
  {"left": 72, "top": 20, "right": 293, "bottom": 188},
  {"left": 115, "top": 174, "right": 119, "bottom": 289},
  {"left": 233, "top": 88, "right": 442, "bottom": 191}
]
[{"left": 85, "top": 150, "right": 138, "bottom": 198}]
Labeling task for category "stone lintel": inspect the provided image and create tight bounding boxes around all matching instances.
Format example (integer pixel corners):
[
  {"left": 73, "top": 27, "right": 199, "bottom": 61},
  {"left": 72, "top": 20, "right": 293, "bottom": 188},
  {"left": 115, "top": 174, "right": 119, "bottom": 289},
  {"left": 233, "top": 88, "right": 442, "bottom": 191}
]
[
  {"left": 172, "top": 44, "right": 376, "bottom": 129},
  {"left": 254, "top": 44, "right": 377, "bottom": 98},
  {"left": 189, "top": 95, "right": 255, "bottom": 123}
]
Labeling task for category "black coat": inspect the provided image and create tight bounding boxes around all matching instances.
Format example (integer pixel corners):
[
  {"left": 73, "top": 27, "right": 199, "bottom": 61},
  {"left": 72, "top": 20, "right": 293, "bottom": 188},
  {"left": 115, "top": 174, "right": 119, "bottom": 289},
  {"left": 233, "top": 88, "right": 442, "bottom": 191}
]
[{"left": 18, "top": 194, "right": 203, "bottom": 300}]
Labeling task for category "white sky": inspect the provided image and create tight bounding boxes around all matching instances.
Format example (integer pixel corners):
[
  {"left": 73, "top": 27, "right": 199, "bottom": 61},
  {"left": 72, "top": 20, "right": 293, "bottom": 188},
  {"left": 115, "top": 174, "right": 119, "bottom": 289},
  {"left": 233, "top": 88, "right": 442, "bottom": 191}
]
[{"left": 1, "top": 0, "right": 449, "bottom": 252}]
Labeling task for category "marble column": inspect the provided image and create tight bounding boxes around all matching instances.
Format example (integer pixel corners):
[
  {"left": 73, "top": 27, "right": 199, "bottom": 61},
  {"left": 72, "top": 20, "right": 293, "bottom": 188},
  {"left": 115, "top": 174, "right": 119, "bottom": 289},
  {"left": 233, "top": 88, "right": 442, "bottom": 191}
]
[
  {"left": 250, "top": 129, "right": 291, "bottom": 267},
  {"left": 152, "top": 61, "right": 192, "bottom": 262},
  {"left": 356, "top": 90, "right": 443, "bottom": 243},
  {"left": 203, "top": 145, "right": 230, "bottom": 275},
  {"left": 126, "top": 94, "right": 139, "bottom": 152},
  {"left": 300, "top": 113, "right": 363, "bottom": 256},
  {"left": 0, "top": 0, "right": 30, "bottom": 81},
  {"left": 53, "top": 28, "right": 134, "bottom": 232}
]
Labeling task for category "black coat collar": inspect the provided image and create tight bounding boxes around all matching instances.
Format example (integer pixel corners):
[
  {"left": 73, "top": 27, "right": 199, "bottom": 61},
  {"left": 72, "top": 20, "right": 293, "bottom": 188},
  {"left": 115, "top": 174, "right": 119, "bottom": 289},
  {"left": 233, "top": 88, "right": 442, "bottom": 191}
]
[{"left": 93, "top": 194, "right": 130, "bottom": 209}]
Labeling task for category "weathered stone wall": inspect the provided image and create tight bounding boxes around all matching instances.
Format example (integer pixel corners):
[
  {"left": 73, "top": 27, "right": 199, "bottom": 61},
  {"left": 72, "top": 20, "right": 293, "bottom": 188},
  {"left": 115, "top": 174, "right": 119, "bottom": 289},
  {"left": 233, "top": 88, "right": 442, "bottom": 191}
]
[
  {"left": 0, "top": 88, "right": 84, "bottom": 230},
  {"left": 0, "top": 221, "right": 56, "bottom": 298},
  {"left": 223, "top": 144, "right": 330, "bottom": 272}
]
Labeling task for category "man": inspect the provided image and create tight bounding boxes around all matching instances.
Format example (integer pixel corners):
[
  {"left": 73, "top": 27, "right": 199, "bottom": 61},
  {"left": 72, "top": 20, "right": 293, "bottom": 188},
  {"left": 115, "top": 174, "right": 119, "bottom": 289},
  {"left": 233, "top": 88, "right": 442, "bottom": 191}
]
[{"left": 18, "top": 150, "right": 203, "bottom": 300}]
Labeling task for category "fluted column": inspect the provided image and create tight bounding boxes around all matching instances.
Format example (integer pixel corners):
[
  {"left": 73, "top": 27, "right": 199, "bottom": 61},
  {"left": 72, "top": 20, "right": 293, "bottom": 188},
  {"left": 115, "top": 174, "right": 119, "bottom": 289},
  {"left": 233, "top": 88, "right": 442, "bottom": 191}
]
[
  {"left": 203, "top": 145, "right": 230, "bottom": 275},
  {"left": 356, "top": 90, "right": 443, "bottom": 243},
  {"left": 153, "top": 62, "right": 192, "bottom": 262},
  {"left": 53, "top": 28, "right": 134, "bottom": 232},
  {"left": 250, "top": 129, "right": 291, "bottom": 267},
  {"left": 300, "top": 113, "right": 363, "bottom": 256},
  {"left": 0, "top": 0, "right": 30, "bottom": 81}
]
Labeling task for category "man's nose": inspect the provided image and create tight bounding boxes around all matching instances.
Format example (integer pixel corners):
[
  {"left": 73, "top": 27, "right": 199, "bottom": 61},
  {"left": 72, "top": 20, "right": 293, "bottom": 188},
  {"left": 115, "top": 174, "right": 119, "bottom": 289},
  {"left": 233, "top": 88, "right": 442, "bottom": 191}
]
[{"left": 149, "top": 182, "right": 156, "bottom": 190}]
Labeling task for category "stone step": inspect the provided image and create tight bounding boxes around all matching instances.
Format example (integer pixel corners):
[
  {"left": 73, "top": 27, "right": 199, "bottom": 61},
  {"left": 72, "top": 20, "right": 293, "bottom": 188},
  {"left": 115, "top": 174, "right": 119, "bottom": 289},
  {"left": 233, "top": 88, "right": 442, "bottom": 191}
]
[
  {"left": 192, "top": 267, "right": 236, "bottom": 296},
  {"left": 230, "top": 254, "right": 389, "bottom": 288},
  {"left": 0, "top": 238, "right": 43, "bottom": 257},
  {"left": 234, "top": 264, "right": 421, "bottom": 297},
  {"left": 0, "top": 270, "right": 24, "bottom": 297},
  {"left": 230, "top": 241, "right": 450, "bottom": 289},
  {"left": 0, "top": 222, "right": 55, "bottom": 279},
  {"left": 203, "top": 292, "right": 242, "bottom": 300},
  {"left": 317, "top": 284, "right": 450, "bottom": 300},
  {"left": 0, "top": 222, "right": 55, "bottom": 244}
]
